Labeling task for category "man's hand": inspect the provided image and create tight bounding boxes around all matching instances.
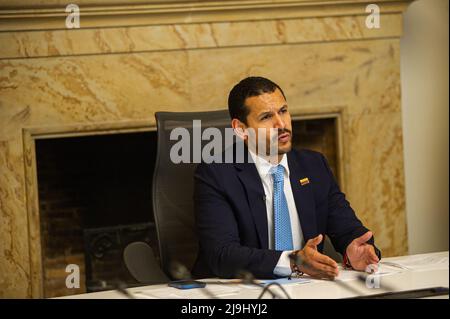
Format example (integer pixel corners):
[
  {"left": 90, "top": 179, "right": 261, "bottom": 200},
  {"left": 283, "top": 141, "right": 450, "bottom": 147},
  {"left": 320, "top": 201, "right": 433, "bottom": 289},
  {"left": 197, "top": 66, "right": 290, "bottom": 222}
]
[
  {"left": 293, "top": 234, "right": 339, "bottom": 279},
  {"left": 346, "top": 231, "right": 379, "bottom": 272}
]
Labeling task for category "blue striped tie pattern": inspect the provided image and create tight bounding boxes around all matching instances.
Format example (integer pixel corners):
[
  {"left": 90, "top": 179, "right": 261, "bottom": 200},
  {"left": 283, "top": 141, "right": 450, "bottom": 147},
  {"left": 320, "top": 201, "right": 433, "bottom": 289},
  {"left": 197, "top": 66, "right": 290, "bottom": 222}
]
[{"left": 272, "top": 165, "right": 294, "bottom": 251}]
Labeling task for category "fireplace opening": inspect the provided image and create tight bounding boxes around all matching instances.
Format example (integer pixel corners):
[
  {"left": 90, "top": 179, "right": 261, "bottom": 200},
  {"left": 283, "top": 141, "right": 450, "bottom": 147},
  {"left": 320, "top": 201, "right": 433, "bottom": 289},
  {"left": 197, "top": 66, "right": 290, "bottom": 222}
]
[
  {"left": 34, "top": 116, "right": 339, "bottom": 298},
  {"left": 35, "top": 131, "right": 158, "bottom": 298},
  {"left": 291, "top": 117, "right": 340, "bottom": 182}
]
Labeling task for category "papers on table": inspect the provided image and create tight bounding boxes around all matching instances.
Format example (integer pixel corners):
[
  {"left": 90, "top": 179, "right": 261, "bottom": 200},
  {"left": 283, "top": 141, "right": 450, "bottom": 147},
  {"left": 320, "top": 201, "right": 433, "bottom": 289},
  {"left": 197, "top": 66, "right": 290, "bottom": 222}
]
[
  {"left": 335, "top": 252, "right": 449, "bottom": 282},
  {"left": 134, "top": 284, "right": 241, "bottom": 299},
  {"left": 133, "top": 277, "right": 311, "bottom": 298},
  {"left": 231, "top": 277, "right": 311, "bottom": 290},
  {"left": 258, "top": 277, "right": 311, "bottom": 286},
  {"left": 381, "top": 253, "right": 449, "bottom": 271},
  {"left": 335, "top": 266, "right": 362, "bottom": 282},
  {"left": 335, "top": 264, "right": 402, "bottom": 282}
]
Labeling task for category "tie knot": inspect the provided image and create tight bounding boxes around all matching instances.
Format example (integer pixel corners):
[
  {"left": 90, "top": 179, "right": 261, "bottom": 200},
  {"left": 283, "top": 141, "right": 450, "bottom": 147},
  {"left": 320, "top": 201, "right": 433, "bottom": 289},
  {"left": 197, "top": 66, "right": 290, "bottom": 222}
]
[{"left": 272, "top": 165, "right": 284, "bottom": 183}]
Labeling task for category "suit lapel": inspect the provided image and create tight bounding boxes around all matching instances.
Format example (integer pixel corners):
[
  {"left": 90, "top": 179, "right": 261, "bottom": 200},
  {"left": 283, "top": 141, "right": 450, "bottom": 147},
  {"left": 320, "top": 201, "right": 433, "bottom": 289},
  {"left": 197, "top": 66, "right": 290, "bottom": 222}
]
[
  {"left": 234, "top": 161, "right": 269, "bottom": 249},
  {"left": 233, "top": 150, "right": 318, "bottom": 249},
  {"left": 287, "top": 151, "right": 318, "bottom": 242}
]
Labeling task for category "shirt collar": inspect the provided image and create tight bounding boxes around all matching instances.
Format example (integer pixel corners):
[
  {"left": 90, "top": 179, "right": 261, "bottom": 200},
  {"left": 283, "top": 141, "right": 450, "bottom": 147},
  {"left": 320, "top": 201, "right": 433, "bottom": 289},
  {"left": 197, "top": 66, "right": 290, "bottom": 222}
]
[{"left": 249, "top": 149, "right": 290, "bottom": 178}]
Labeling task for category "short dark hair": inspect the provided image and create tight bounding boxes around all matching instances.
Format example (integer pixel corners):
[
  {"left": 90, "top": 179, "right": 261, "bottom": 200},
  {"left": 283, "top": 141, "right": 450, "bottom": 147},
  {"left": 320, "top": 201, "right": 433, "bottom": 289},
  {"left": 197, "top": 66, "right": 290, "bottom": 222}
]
[{"left": 228, "top": 76, "right": 286, "bottom": 124}]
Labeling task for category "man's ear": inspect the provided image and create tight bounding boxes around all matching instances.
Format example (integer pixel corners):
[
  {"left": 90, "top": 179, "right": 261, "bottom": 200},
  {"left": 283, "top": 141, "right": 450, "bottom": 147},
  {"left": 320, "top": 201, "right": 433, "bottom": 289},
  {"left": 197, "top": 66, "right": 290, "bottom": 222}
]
[{"left": 231, "top": 118, "right": 247, "bottom": 140}]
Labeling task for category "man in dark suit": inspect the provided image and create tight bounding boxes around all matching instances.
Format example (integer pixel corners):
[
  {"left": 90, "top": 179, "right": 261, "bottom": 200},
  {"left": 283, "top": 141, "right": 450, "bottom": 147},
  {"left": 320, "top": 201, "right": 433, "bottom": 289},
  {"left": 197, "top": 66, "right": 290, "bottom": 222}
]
[{"left": 192, "top": 77, "right": 381, "bottom": 279}]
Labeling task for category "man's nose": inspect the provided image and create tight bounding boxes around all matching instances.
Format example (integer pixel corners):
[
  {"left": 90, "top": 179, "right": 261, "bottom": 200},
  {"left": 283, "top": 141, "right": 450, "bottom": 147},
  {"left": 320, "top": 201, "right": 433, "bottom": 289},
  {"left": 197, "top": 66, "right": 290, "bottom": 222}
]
[{"left": 273, "top": 113, "right": 285, "bottom": 129}]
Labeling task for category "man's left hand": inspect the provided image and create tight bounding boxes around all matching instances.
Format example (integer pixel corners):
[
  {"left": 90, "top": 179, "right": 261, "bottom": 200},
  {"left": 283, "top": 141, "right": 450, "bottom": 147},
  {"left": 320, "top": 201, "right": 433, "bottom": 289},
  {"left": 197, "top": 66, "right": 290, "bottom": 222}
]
[{"left": 346, "top": 231, "right": 379, "bottom": 272}]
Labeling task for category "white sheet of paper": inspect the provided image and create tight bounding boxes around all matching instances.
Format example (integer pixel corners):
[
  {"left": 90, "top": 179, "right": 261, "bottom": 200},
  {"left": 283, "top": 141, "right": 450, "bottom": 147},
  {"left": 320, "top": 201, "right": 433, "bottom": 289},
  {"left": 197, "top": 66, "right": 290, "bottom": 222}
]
[
  {"left": 336, "top": 264, "right": 401, "bottom": 282},
  {"left": 207, "top": 277, "right": 311, "bottom": 290},
  {"left": 258, "top": 277, "right": 311, "bottom": 286},
  {"left": 134, "top": 285, "right": 241, "bottom": 299},
  {"left": 383, "top": 254, "right": 449, "bottom": 270}
]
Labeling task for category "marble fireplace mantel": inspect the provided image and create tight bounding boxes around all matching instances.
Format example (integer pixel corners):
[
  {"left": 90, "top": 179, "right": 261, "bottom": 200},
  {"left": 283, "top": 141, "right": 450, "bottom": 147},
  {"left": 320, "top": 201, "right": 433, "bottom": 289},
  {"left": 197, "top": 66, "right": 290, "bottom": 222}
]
[{"left": 1, "top": 0, "right": 410, "bottom": 31}]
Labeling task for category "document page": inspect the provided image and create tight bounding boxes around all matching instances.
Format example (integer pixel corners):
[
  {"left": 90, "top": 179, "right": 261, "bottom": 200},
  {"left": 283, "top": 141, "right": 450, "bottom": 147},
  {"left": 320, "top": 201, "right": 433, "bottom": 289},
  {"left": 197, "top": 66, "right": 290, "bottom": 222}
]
[
  {"left": 381, "top": 252, "right": 449, "bottom": 270},
  {"left": 134, "top": 285, "right": 241, "bottom": 299}
]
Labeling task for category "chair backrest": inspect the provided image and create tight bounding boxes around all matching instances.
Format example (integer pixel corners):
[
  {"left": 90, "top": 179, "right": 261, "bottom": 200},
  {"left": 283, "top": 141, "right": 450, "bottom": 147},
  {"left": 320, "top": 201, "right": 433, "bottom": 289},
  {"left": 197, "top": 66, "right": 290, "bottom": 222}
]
[
  {"left": 323, "top": 236, "right": 343, "bottom": 263},
  {"left": 123, "top": 241, "right": 169, "bottom": 284},
  {"left": 153, "top": 110, "right": 231, "bottom": 278}
]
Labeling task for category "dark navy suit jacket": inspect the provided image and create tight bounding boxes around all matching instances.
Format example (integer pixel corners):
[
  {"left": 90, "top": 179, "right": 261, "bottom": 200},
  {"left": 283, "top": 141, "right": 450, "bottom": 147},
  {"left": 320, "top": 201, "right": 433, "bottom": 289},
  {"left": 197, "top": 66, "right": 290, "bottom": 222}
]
[{"left": 192, "top": 148, "right": 380, "bottom": 279}]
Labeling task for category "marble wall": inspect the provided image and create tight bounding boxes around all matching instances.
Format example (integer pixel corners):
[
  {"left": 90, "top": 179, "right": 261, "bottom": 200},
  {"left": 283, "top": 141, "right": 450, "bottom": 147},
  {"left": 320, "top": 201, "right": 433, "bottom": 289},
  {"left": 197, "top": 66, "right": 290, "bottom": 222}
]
[{"left": 0, "top": 0, "right": 411, "bottom": 297}]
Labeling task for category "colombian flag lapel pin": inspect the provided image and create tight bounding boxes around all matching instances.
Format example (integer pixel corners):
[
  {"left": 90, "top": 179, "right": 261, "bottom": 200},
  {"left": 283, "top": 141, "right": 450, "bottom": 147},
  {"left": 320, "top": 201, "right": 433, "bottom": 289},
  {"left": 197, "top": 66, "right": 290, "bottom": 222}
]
[{"left": 299, "top": 178, "right": 310, "bottom": 186}]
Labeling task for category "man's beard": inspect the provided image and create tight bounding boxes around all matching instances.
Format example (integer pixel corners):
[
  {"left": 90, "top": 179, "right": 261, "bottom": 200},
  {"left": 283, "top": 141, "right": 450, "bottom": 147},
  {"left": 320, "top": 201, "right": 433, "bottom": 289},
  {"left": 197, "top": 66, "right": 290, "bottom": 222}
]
[
  {"left": 269, "top": 128, "right": 293, "bottom": 156},
  {"left": 278, "top": 143, "right": 292, "bottom": 155}
]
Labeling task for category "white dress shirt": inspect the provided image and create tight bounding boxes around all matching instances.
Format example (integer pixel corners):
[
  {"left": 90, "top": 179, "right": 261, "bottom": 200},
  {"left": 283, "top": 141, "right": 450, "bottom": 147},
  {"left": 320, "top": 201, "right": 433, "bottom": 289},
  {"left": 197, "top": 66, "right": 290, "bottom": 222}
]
[{"left": 249, "top": 150, "right": 304, "bottom": 277}]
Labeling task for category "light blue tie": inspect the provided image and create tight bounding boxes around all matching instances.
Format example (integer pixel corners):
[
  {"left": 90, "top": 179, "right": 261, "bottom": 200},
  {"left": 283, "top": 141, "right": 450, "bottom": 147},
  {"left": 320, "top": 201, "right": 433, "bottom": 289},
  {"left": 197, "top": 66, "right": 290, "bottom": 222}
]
[{"left": 272, "top": 165, "right": 294, "bottom": 251}]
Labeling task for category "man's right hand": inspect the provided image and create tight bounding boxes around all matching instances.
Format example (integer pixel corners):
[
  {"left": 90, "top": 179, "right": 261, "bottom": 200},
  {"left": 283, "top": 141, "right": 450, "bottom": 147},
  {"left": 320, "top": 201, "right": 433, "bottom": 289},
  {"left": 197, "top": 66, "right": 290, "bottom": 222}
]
[{"left": 292, "top": 234, "right": 339, "bottom": 279}]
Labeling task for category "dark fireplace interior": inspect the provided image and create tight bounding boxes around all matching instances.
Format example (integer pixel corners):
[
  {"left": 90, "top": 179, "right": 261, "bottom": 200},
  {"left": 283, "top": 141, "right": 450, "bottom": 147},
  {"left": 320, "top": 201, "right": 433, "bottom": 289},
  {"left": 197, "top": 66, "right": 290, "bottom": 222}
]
[
  {"left": 35, "top": 117, "right": 338, "bottom": 298},
  {"left": 292, "top": 117, "right": 339, "bottom": 182},
  {"left": 36, "top": 131, "right": 158, "bottom": 298}
]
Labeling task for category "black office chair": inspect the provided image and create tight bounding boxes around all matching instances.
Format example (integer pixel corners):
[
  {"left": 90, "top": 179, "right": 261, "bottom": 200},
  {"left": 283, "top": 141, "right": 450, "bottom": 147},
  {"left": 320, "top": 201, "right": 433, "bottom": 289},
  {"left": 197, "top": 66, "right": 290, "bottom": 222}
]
[
  {"left": 153, "top": 110, "right": 232, "bottom": 279},
  {"left": 323, "top": 236, "right": 343, "bottom": 263}
]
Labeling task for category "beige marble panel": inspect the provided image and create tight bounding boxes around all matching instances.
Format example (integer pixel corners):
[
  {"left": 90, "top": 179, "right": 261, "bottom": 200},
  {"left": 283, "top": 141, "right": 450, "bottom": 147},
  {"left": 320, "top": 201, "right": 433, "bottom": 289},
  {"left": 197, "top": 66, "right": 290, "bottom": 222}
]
[
  {"left": 0, "top": 139, "right": 32, "bottom": 298},
  {"left": 0, "top": 14, "right": 402, "bottom": 59},
  {"left": 344, "top": 111, "right": 407, "bottom": 257},
  {"left": 0, "top": 50, "right": 190, "bottom": 129},
  {"left": 188, "top": 39, "right": 401, "bottom": 116}
]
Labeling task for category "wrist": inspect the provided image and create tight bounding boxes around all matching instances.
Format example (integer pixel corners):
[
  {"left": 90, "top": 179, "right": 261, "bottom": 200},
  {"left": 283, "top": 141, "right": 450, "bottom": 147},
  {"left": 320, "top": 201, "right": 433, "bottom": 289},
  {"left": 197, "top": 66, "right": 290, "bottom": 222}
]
[
  {"left": 289, "top": 250, "right": 304, "bottom": 276},
  {"left": 288, "top": 251, "right": 297, "bottom": 270},
  {"left": 343, "top": 253, "right": 353, "bottom": 269}
]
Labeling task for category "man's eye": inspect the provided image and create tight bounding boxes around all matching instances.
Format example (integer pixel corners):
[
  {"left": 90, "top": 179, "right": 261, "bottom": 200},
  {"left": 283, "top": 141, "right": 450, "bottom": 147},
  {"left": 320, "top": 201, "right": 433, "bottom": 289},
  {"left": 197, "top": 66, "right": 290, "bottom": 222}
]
[
  {"left": 280, "top": 108, "right": 287, "bottom": 114},
  {"left": 261, "top": 114, "right": 271, "bottom": 120}
]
